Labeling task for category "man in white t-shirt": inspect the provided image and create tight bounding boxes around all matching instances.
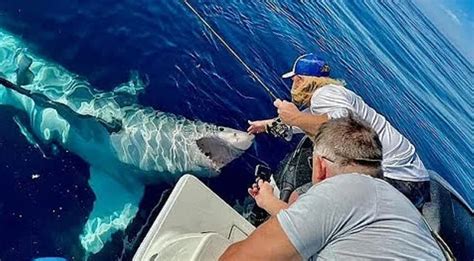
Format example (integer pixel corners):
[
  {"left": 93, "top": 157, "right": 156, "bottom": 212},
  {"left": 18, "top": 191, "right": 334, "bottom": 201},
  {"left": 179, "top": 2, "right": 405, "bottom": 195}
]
[{"left": 248, "top": 53, "right": 430, "bottom": 208}]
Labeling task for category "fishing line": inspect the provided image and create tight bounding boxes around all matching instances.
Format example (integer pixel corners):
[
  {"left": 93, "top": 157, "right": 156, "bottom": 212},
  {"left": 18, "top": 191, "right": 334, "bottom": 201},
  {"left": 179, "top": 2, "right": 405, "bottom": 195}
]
[
  {"left": 183, "top": 0, "right": 279, "bottom": 100},
  {"left": 183, "top": 1, "right": 293, "bottom": 141}
]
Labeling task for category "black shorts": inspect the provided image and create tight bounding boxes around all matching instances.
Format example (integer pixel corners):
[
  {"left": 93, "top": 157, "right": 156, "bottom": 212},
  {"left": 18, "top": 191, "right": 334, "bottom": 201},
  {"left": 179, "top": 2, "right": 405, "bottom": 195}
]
[{"left": 383, "top": 177, "right": 431, "bottom": 209}]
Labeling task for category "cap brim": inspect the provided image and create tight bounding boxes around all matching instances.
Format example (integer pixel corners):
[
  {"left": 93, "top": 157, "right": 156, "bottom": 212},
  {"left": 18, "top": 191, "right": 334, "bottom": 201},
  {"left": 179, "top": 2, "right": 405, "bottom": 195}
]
[{"left": 281, "top": 71, "right": 295, "bottom": 79}]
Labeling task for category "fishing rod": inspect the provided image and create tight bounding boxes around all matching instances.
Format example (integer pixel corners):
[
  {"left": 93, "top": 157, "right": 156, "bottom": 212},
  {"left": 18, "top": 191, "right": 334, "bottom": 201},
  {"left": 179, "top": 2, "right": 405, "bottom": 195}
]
[{"left": 183, "top": 0, "right": 292, "bottom": 141}]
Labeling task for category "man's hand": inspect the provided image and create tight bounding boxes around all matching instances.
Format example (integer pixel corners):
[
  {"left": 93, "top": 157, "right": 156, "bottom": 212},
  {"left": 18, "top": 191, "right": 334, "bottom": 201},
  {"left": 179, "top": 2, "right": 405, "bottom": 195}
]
[
  {"left": 248, "top": 179, "right": 275, "bottom": 209},
  {"left": 248, "top": 179, "right": 287, "bottom": 216},
  {"left": 247, "top": 119, "right": 274, "bottom": 135},
  {"left": 273, "top": 99, "right": 302, "bottom": 126}
]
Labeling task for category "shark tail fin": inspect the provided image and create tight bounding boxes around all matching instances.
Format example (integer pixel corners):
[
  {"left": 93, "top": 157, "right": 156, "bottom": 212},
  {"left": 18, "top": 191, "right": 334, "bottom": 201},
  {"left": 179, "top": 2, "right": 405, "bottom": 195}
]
[
  {"left": 13, "top": 115, "right": 52, "bottom": 159},
  {"left": 80, "top": 167, "right": 144, "bottom": 254}
]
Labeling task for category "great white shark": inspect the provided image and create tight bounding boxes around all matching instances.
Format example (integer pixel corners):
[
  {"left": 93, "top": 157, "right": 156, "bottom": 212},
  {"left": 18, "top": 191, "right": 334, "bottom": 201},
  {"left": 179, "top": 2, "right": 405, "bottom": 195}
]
[{"left": 0, "top": 30, "right": 254, "bottom": 254}]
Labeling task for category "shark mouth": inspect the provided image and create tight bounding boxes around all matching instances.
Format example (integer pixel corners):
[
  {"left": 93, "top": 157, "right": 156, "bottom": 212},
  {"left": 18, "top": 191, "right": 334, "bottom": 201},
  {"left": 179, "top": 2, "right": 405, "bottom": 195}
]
[{"left": 196, "top": 137, "right": 244, "bottom": 170}]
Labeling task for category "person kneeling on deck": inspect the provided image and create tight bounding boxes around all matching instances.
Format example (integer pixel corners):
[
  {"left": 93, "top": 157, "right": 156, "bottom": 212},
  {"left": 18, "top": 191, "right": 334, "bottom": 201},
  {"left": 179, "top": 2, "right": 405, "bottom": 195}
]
[
  {"left": 248, "top": 53, "right": 430, "bottom": 209},
  {"left": 221, "top": 116, "right": 443, "bottom": 260}
]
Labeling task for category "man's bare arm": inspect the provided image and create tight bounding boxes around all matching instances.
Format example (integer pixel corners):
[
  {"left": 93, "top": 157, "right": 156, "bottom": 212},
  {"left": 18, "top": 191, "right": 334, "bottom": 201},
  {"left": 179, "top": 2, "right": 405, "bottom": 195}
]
[
  {"left": 274, "top": 99, "right": 328, "bottom": 135},
  {"left": 292, "top": 112, "right": 328, "bottom": 136},
  {"left": 219, "top": 217, "right": 301, "bottom": 261},
  {"left": 264, "top": 197, "right": 289, "bottom": 216}
]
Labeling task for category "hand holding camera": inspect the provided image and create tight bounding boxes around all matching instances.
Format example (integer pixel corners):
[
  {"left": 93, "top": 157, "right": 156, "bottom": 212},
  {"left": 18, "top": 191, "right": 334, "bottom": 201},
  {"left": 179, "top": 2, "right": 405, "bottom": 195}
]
[{"left": 248, "top": 165, "right": 276, "bottom": 210}]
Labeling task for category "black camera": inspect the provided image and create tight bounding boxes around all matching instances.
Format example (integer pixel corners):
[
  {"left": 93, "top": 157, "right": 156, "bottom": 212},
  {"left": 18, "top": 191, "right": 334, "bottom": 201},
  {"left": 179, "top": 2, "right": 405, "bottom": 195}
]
[
  {"left": 254, "top": 164, "right": 272, "bottom": 182},
  {"left": 249, "top": 164, "right": 273, "bottom": 227}
]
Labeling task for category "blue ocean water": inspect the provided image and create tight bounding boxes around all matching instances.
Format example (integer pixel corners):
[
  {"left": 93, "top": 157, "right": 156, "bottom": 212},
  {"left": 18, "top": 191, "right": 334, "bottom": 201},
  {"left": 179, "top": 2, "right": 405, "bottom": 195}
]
[{"left": 0, "top": 0, "right": 471, "bottom": 260}]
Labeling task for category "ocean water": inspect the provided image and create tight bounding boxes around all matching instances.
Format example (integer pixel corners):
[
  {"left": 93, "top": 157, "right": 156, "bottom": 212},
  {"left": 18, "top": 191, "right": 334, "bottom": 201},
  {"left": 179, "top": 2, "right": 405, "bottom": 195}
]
[{"left": 0, "top": 0, "right": 472, "bottom": 260}]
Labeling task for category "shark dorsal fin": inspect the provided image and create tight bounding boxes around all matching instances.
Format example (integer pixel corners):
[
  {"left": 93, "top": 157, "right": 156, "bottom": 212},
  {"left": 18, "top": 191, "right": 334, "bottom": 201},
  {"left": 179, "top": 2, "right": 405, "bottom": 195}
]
[{"left": 15, "top": 53, "right": 35, "bottom": 86}]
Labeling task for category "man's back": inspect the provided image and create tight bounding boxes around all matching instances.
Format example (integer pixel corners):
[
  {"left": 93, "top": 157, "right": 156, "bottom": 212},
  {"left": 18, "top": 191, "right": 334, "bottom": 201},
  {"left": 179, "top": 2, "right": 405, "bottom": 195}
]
[
  {"left": 310, "top": 85, "right": 429, "bottom": 182},
  {"left": 277, "top": 174, "right": 444, "bottom": 260}
]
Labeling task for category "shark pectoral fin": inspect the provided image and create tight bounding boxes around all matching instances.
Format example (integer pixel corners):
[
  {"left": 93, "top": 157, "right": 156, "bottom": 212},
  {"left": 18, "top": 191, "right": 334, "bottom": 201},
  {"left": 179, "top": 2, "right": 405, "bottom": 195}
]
[
  {"left": 13, "top": 115, "right": 51, "bottom": 159},
  {"left": 80, "top": 167, "right": 144, "bottom": 254}
]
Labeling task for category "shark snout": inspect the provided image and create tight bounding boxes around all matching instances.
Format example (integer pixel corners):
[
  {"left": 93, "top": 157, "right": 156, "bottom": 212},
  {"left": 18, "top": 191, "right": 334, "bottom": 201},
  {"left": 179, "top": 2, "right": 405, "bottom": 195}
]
[
  {"left": 216, "top": 126, "right": 254, "bottom": 151},
  {"left": 195, "top": 126, "right": 254, "bottom": 170}
]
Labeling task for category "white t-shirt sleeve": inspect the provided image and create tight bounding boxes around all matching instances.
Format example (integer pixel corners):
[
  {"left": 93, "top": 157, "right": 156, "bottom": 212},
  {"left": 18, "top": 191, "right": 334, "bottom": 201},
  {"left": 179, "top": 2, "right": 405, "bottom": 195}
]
[{"left": 310, "top": 85, "right": 353, "bottom": 119}]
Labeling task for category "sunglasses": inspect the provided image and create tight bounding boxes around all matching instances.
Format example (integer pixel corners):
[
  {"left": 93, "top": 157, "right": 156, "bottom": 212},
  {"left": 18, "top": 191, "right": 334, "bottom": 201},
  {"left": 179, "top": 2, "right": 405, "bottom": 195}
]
[
  {"left": 307, "top": 155, "right": 335, "bottom": 169},
  {"left": 308, "top": 154, "right": 382, "bottom": 169}
]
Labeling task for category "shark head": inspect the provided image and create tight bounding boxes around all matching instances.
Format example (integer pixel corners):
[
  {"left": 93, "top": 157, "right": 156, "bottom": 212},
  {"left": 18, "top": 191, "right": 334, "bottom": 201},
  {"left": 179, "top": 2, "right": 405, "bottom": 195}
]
[{"left": 194, "top": 126, "right": 254, "bottom": 172}]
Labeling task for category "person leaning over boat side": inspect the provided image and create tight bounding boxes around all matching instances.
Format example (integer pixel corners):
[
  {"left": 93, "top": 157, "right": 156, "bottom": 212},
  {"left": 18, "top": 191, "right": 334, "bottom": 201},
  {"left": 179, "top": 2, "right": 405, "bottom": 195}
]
[
  {"left": 221, "top": 116, "right": 444, "bottom": 261},
  {"left": 247, "top": 53, "right": 430, "bottom": 209}
]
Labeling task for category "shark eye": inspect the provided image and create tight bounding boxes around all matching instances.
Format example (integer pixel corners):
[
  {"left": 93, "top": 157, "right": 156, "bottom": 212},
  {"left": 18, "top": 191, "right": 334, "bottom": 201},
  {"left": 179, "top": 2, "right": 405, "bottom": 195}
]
[{"left": 218, "top": 127, "right": 224, "bottom": 131}]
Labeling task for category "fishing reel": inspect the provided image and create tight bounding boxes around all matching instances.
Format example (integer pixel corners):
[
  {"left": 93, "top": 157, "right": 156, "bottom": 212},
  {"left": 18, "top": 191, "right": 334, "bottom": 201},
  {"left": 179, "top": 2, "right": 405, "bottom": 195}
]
[{"left": 266, "top": 117, "right": 293, "bottom": 141}]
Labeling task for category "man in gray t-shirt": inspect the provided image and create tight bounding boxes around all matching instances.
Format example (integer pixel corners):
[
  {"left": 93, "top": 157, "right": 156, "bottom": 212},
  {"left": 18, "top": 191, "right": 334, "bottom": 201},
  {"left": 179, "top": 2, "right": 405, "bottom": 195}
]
[
  {"left": 221, "top": 116, "right": 443, "bottom": 260},
  {"left": 278, "top": 173, "right": 442, "bottom": 260}
]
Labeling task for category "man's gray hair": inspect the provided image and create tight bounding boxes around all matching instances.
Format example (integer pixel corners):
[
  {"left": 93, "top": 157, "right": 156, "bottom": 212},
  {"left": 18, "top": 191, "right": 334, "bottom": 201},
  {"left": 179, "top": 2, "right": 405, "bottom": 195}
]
[{"left": 313, "top": 115, "right": 383, "bottom": 176}]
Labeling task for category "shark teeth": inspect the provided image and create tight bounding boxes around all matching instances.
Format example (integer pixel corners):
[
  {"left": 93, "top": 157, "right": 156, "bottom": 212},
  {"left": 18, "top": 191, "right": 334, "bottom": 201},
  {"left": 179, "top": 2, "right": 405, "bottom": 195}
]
[{"left": 197, "top": 144, "right": 221, "bottom": 171}]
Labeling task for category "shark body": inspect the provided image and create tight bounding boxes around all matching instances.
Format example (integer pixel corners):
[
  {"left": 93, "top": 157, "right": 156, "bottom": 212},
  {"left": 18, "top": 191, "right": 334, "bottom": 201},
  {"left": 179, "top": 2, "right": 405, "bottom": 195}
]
[{"left": 0, "top": 30, "right": 254, "bottom": 254}]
